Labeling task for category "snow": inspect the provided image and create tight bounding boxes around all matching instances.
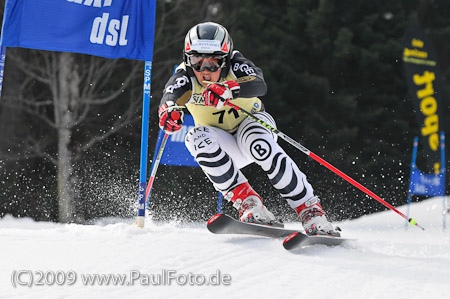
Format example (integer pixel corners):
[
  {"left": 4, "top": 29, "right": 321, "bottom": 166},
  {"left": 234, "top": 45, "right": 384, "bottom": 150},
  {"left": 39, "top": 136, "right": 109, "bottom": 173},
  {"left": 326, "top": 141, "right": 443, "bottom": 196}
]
[{"left": 1, "top": 196, "right": 449, "bottom": 299}]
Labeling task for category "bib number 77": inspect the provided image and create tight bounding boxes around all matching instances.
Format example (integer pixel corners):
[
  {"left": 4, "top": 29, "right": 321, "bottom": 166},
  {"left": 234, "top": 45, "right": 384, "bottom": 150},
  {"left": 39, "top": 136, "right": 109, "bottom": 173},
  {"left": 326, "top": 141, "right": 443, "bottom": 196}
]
[{"left": 212, "top": 108, "right": 239, "bottom": 124}]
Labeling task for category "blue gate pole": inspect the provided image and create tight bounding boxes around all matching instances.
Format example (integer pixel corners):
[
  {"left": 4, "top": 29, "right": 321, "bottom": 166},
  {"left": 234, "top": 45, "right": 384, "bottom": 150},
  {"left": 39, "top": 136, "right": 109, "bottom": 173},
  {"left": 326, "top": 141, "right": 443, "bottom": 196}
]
[
  {"left": 406, "top": 136, "right": 419, "bottom": 230},
  {"left": 0, "top": 46, "right": 6, "bottom": 99},
  {"left": 440, "top": 132, "right": 446, "bottom": 230},
  {"left": 217, "top": 192, "right": 223, "bottom": 214},
  {"left": 136, "top": 61, "right": 153, "bottom": 227},
  {"left": 144, "top": 66, "right": 179, "bottom": 213}
]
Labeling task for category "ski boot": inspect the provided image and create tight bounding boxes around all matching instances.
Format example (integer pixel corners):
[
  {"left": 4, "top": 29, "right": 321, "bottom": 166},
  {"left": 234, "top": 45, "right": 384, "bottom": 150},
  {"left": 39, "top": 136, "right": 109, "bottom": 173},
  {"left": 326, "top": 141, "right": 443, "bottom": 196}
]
[
  {"left": 224, "top": 182, "right": 283, "bottom": 227},
  {"left": 295, "top": 196, "right": 340, "bottom": 237}
]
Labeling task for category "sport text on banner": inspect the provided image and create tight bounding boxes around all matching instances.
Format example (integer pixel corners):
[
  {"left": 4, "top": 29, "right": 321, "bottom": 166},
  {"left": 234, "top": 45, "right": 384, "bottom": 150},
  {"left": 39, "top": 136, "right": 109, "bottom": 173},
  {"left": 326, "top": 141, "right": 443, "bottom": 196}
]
[
  {"left": 0, "top": 0, "right": 156, "bottom": 61},
  {"left": 402, "top": 26, "right": 445, "bottom": 174}
]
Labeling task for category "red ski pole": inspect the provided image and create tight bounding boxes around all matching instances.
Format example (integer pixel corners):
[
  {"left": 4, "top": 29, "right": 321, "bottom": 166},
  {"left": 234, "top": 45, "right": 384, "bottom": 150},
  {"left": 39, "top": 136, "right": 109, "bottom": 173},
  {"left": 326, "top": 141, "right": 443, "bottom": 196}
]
[
  {"left": 226, "top": 101, "right": 425, "bottom": 230},
  {"left": 145, "top": 133, "right": 169, "bottom": 204}
]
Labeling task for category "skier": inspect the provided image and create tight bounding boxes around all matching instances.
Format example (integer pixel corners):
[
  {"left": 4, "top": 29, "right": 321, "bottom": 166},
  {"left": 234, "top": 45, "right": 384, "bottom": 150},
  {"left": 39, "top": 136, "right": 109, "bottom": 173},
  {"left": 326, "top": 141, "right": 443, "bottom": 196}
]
[{"left": 158, "top": 22, "right": 340, "bottom": 236}]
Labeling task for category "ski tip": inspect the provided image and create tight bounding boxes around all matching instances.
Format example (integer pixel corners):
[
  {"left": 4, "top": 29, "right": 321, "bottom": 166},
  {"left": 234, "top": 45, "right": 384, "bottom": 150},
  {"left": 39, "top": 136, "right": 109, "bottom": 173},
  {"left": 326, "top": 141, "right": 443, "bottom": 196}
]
[
  {"left": 283, "top": 232, "right": 299, "bottom": 244},
  {"left": 207, "top": 213, "right": 223, "bottom": 226}
]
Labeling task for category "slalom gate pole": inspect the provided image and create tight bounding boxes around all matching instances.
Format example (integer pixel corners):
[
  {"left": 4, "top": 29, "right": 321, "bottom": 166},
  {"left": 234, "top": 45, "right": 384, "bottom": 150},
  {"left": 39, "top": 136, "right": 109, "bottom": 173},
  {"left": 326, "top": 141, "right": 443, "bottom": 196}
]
[
  {"left": 136, "top": 61, "right": 153, "bottom": 228},
  {"left": 226, "top": 101, "right": 425, "bottom": 230},
  {"left": 0, "top": 46, "right": 6, "bottom": 99},
  {"left": 405, "top": 137, "right": 419, "bottom": 230},
  {"left": 440, "top": 132, "right": 446, "bottom": 230},
  {"left": 137, "top": 66, "right": 178, "bottom": 227}
]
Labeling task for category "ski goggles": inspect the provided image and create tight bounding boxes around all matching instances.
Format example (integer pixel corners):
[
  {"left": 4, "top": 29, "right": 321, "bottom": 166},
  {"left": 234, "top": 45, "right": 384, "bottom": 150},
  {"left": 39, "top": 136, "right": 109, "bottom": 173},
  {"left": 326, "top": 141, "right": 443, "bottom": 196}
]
[{"left": 186, "top": 54, "right": 227, "bottom": 72}]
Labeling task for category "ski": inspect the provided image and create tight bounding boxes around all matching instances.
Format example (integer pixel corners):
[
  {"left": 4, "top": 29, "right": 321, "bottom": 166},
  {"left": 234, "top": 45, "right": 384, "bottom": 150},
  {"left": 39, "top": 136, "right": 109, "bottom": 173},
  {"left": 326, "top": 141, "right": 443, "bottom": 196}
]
[
  {"left": 283, "top": 231, "right": 352, "bottom": 250},
  {"left": 207, "top": 213, "right": 297, "bottom": 238},
  {"left": 207, "top": 214, "right": 354, "bottom": 250}
]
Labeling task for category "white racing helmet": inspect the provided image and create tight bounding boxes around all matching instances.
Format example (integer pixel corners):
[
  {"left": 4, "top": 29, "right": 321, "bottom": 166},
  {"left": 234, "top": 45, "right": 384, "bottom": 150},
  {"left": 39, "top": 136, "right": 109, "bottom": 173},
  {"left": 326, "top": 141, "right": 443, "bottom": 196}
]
[{"left": 183, "top": 22, "right": 233, "bottom": 77}]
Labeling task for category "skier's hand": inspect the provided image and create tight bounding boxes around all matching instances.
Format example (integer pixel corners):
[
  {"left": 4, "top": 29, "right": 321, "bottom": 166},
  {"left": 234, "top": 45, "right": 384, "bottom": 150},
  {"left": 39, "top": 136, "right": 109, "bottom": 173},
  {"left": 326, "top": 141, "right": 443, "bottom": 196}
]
[
  {"left": 202, "top": 81, "right": 240, "bottom": 109},
  {"left": 158, "top": 101, "right": 184, "bottom": 135}
]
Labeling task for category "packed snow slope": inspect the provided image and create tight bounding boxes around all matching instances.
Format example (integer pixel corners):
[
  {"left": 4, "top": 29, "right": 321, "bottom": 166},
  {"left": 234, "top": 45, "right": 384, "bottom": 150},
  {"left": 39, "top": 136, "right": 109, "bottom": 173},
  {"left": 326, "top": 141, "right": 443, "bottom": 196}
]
[{"left": 1, "top": 196, "right": 449, "bottom": 299}]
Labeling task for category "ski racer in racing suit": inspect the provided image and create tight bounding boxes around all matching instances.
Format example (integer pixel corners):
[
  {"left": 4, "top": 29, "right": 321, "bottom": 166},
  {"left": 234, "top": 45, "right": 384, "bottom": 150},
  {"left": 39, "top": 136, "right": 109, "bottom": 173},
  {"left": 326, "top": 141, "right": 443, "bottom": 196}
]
[{"left": 158, "top": 22, "right": 339, "bottom": 236}]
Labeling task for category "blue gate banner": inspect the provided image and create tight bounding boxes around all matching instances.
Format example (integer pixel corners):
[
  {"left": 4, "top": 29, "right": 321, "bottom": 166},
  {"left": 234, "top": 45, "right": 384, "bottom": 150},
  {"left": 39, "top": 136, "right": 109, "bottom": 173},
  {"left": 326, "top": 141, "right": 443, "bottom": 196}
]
[
  {"left": 0, "top": 0, "right": 156, "bottom": 61},
  {"left": 409, "top": 169, "right": 445, "bottom": 196},
  {"left": 158, "top": 114, "right": 198, "bottom": 167},
  {"left": 408, "top": 132, "right": 445, "bottom": 197}
]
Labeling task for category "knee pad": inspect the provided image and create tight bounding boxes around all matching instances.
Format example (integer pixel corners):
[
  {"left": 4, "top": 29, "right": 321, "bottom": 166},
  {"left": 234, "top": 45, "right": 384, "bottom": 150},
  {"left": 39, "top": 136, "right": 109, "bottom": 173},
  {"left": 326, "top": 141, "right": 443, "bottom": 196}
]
[
  {"left": 185, "top": 126, "right": 219, "bottom": 157},
  {"left": 236, "top": 112, "right": 278, "bottom": 164}
]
